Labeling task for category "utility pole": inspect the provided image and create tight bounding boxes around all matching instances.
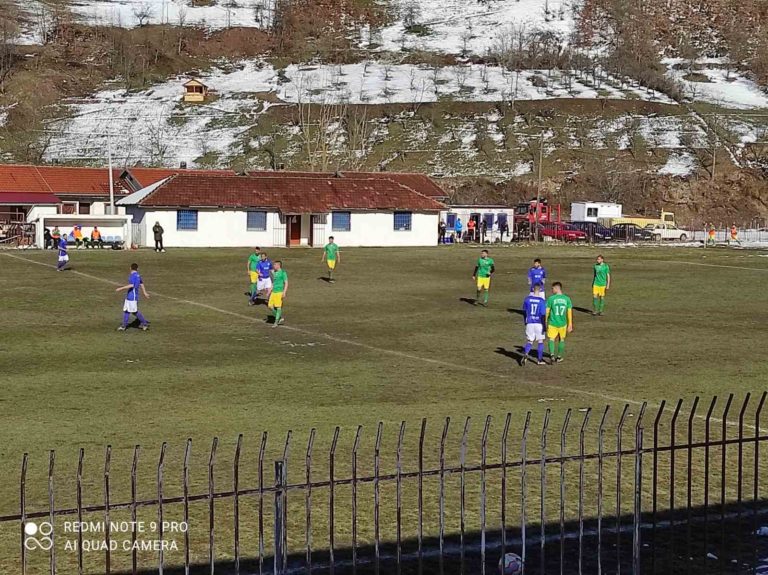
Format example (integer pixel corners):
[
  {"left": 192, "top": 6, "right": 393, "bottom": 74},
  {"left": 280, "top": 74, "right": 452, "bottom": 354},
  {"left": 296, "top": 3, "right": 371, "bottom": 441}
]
[
  {"left": 535, "top": 130, "right": 544, "bottom": 243},
  {"left": 711, "top": 133, "right": 717, "bottom": 182},
  {"left": 107, "top": 132, "right": 115, "bottom": 215}
]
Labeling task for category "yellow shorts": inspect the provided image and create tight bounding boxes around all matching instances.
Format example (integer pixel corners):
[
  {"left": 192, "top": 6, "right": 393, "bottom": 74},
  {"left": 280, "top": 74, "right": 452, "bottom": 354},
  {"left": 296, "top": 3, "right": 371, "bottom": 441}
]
[
  {"left": 327, "top": 260, "right": 337, "bottom": 270},
  {"left": 249, "top": 271, "right": 258, "bottom": 284},
  {"left": 547, "top": 326, "right": 567, "bottom": 340},
  {"left": 593, "top": 285, "right": 606, "bottom": 298},
  {"left": 268, "top": 291, "right": 284, "bottom": 309},
  {"left": 476, "top": 277, "right": 491, "bottom": 290}
]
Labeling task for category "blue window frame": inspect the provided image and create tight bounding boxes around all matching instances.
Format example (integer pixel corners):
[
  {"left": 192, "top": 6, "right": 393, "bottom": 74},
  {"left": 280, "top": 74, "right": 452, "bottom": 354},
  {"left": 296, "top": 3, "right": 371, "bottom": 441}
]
[
  {"left": 247, "top": 211, "right": 267, "bottom": 231},
  {"left": 446, "top": 213, "right": 457, "bottom": 228},
  {"left": 176, "top": 210, "right": 198, "bottom": 231},
  {"left": 497, "top": 213, "right": 508, "bottom": 227},
  {"left": 332, "top": 211, "right": 351, "bottom": 232},
  {"left": 394, "top": 212, "right": 412, "bottom": 231},
  {"left": 483, "top": 213, "right": 495, "bottom": 228}
]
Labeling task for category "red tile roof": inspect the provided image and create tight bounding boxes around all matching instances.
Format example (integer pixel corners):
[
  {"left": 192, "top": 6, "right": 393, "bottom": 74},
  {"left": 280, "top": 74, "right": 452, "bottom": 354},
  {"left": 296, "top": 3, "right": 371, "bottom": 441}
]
[
  {"left": 247, "top": 170, "right": 448, "bottom": 199},
  {"left": 0, "top": 164, "right": 124, "bottom": 196},
  {"left": 130, "top": 175, "right": 446, "bottom": 212},
  {"left": 124, "top": 167, "right": 236, "bottom": 188},
  {"left": 0, "top": 192, "right": 60, "bottom": 205}
]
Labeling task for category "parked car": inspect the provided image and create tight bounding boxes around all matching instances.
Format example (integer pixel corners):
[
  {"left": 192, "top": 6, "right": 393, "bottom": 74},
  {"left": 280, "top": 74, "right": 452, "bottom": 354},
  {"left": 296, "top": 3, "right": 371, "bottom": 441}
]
[
  {"left": 645, "top": 223, "right": 690, "bottom": 242},
  {"left": 570, "top": 221, "right": 613, "bottom": 242},
  {"left": 537, "top": 223, "right": 588, "bottom": 242},
  {"left": 611, "top": 223, "right": 653, "bottom": 241}
]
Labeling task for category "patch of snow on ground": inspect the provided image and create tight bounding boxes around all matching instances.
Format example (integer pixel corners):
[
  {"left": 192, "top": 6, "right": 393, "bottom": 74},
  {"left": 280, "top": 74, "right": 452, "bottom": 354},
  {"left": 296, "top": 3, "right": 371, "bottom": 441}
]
[
  {"left": 658, "top": 151, "right": 696, "bottom": 176},
  {"left": 664, "top": 59, "right": 768, "bottom": 110},
  {"left": 278, "top": 63, "right": 675, "bottom": 104},
  {"left": 370, "top": 0, "right": 574, "bottom": 56},
  {"left": 44, "top": 61, "right": 277, "bottom": 166},
  {"left": 69, "top": 0, "right": 269, "bottom": 29}
]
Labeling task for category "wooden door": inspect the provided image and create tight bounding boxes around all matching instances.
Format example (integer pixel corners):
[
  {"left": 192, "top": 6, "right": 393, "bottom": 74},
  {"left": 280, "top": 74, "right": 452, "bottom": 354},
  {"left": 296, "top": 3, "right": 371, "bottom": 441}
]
[{"left": 289, "top": 215, "right": 302, "bottom": 246}]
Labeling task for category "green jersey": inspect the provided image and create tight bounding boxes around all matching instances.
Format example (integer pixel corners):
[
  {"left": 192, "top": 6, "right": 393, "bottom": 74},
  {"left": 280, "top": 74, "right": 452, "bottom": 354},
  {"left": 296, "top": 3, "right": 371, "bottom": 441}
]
[
  {"left": 593, "top": 262, "right": 611, "bottom": 287},
  {"left": 546, "top": 294, "right": 572, "bottom": 328},
  {"left": 476, "top": 257, "right": 495, "bottom": 278},
  {"left": 248, "top": 253, "right": 260, "bottom": 272},
  {"left": 324, "top": 243, "right": 339, "bottom": 261},
  {"left": 272, "top": 269, "right": 288, "bottom": 292}
]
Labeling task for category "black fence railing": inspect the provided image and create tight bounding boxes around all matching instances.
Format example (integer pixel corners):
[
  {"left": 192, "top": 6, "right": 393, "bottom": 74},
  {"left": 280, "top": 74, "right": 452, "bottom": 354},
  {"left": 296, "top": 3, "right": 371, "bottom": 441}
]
[{"left": 2, "top": 392, "right": 768, "bottom": 575}]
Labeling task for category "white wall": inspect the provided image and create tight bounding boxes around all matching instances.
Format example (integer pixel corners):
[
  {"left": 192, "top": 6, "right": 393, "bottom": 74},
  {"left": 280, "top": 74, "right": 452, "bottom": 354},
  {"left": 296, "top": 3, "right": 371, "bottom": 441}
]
[
  {"left": 324, "top": 211, "right": 439, "bottom": 247},
  {"left": 138, "top": 209, "right": 439, "bottom": 247},
  {"left": 140, "top": 209, "right": 278, "bottom": 248},
  {"left": 28, "top": 206, "right": 58, "bottom": 221}
]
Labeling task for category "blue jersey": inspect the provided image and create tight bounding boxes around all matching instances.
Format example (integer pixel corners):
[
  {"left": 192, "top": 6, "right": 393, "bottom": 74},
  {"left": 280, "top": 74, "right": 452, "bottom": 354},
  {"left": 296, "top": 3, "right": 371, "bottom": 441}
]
[
  {"left": 528, "top": 266, "right": 546, "bottom": 289},
  {"left": 257, "top": 258, "right": 273, "bottom": 279},
  {"left": 58, "top": 238, "right": 68, "bottom": 257},
  {"left": 523, "top": 295, "right": 546, "bottom": 325},
  {"left": 126, "top": 271, "right": 143, "bottom": 302}
]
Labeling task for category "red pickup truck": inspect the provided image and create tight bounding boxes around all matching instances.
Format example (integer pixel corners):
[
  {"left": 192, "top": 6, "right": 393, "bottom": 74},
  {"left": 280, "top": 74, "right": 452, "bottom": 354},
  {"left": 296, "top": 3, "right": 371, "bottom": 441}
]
[{"left": 537, "top": 223, "right": 588, "bottom": 242}]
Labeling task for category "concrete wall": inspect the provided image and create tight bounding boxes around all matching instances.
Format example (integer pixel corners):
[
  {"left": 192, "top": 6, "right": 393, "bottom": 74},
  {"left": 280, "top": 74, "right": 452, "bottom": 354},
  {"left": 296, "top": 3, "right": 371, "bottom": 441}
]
[{"left": 135, "top": 209, "right": 439, "bottom": 247}]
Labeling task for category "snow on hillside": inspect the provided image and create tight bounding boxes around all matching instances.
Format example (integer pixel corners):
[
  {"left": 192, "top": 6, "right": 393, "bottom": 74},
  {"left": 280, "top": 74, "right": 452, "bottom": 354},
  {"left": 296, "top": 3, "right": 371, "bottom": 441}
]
[
  {"left": 279, "top": 62, "right": 674, "bottom": 104},
  {"left": 664, "top": 59, "right": 768, "bottom": 110},
  {"left": 658, "top": 152, "right": 696, "bottom": 176},
  {"left": 42, "top": 60, "right": 679, "bottom": 166},
  {"left": 369, "top": 0, "right": 575, "bottom": 55},
  {"left": 69, "top": 0, "right": 268, "bottom": 29}
]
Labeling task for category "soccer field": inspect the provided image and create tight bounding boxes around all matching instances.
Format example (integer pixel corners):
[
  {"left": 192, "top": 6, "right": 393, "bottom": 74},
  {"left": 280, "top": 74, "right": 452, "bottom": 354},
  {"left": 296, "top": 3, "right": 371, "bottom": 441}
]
[{"left": 1, "top": 244, "right": 767, "bottom": 571}]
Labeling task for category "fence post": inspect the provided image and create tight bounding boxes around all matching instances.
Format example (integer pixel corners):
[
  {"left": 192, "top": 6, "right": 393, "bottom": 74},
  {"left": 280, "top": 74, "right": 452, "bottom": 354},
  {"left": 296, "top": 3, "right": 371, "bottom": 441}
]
[
  {"left": 208, "top": 438, "right": 218, "bottom": 575},
  {"left": 274, "top": 461, "right": 285, "bottom": 575},
  {"left": 157, "top": 442, "right": 167, "bottom": 575},
  {"left": 633, "top": 426, "right": 644, "bottom": 575},
  {"left": 76, "top": 449, "right": 84, "bottom": 575},
  {"left": 234, "top": 434, "right": 243, "bottom": 575},
  {"left": 48, "top": 450, "right": 55, "bottom": 575},
  {"left": 183, "top": 439, "right": 192, "bottom": 575},
  {"left": 20, "top": 453, "right": 28, "bottom": 575},
  {"left": 130, "top": 446, "right": 140, "bottom": 575},
  {"left": 104, "top": 445, "right": 112, "bottom": 575},
  {"left": 305, "top": 428, "right": 316, "bottom": 575},
  {"left": 258, "top": 432, "right": 268, "bottom": 575},
  {"left": 352, "top": 425, "right": 363, "bottom": 574},
  {"left": 521, "top": 412, "right": 531, "bottom": 574},
  {"left": 597, "top": 406, "right": 610, "bottom": 575}
]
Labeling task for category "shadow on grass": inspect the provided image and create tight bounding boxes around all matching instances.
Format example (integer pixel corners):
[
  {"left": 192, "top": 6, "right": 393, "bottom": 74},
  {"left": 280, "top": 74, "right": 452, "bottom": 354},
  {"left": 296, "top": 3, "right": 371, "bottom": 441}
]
[
  {"left": 115, "top": 501, "right": 768, "bottom": 575},
  {"left": 318, "top": 277, "right": 333, "bottom": 283},
  {"left": 507, "top": 308, "right": 524, "bottom": 316},
  {"left": 573, "top": 306, "right": 594, "bottom": 315},
  {"left": 459, "top": 297, "right": 477, "bottom": 306}
]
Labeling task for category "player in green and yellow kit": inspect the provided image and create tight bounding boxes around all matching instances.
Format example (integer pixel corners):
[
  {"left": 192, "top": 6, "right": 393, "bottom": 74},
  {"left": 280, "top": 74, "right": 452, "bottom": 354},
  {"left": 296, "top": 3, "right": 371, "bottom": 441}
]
[
  {"left": 268, "top": 260, "right": 288, "bottom": 327},
  {"left": 246, "top": 247, "right": 261, "bottom": 304},
  {"left": 472, "top": 249, "right": 495, "bottom": 306},
  {"left": 546, "top": 282, "right": 573, "bottom": 364},
  {"left": 322, "top": 237, "right": 340, "bottom": 282},
  {"left": 592, "top": 254, "right": 611, "bottom": 316}
]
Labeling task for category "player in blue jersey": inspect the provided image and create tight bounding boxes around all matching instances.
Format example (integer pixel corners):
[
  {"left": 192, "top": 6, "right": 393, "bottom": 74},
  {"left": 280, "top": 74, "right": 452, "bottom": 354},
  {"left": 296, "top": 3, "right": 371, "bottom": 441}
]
[
  {"left": 520, "top": 283, "right": 547, "bottom": 366},
  {"left": 115, "top": 263, "right": 150, "bottom": 331},
  {"left": 56, "top": 235, "right": 69, "bottom": 271},
  {"left": 252, "top": 252, "right": 273, "bottom": 305},
  {"left": 527, "top": 258, "right": 546, "bottom": 293}
]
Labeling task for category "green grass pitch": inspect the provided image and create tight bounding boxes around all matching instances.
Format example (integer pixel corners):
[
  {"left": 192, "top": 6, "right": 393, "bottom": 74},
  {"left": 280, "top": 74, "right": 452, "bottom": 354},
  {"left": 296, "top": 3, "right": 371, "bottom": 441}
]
[{"left": 1, "top": 244, "right": 767, "bottom": 571}]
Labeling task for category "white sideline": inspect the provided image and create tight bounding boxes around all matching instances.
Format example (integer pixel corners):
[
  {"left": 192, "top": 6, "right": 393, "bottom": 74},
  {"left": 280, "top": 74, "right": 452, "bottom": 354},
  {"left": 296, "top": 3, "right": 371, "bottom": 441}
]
[{"left": 2, "top": 252, "right": 764, "bottom": 433}]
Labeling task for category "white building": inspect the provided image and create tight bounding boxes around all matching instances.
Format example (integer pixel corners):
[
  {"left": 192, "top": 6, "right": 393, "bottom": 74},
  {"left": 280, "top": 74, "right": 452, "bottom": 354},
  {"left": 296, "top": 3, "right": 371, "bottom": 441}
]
[
  {"left": 118, "top": 173, "right": 446, "bottom": 248},
  {"left": 570, "top": 202, "right": 623, "bottom": 223}
]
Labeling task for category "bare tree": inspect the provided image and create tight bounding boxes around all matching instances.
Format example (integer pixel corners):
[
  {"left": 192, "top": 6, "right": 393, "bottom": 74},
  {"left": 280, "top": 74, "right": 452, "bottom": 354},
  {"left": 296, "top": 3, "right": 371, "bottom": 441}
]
[{"left": 133, "top": 3, "right": 154, "bottom": 27}]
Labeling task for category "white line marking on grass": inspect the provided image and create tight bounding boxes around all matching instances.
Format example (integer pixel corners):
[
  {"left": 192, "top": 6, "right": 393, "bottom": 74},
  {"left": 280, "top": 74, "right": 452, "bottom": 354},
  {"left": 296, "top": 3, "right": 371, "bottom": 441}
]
[{"left": 4, "top": 252, "right": 764, "bottom": 433}]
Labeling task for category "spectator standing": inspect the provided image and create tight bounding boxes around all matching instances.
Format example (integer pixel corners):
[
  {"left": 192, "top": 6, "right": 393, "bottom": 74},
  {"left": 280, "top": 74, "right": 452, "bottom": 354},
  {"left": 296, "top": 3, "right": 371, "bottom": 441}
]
[
  {"left": 153, "top": 222, "right": 165, "bottom": 252},
  {"left": 729, "top": 224, "right": 741, "bottom": 246},
  {"left": 455, "top": 218, "right": 463, "bottom": 243},
  {"left": 44, "top": 227, "right": 52, "bottom": 249},
  {"left": 51, "top": 226, "right": 61, "bottom": 248},
  {"left": 501, "top": 220, "right": 510, "bottom": 240},
  {"left": 467, "top": 218, "right": 476, "bottom": 242},
  {"left": 480, "top": 219, "right": 488, "bottom": 243},
  {"left": 707, "top": 224, "right": 716, "bottom": 246},
  {"left": 438, "top": 220, "right": 446, "bottom": 244}
]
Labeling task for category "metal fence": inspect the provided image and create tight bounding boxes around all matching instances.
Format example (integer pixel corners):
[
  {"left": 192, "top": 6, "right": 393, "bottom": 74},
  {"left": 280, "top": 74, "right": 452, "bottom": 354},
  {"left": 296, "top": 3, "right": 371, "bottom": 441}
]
[{"left": 3, "top": 393, "right": 768, "bottom": 575}]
